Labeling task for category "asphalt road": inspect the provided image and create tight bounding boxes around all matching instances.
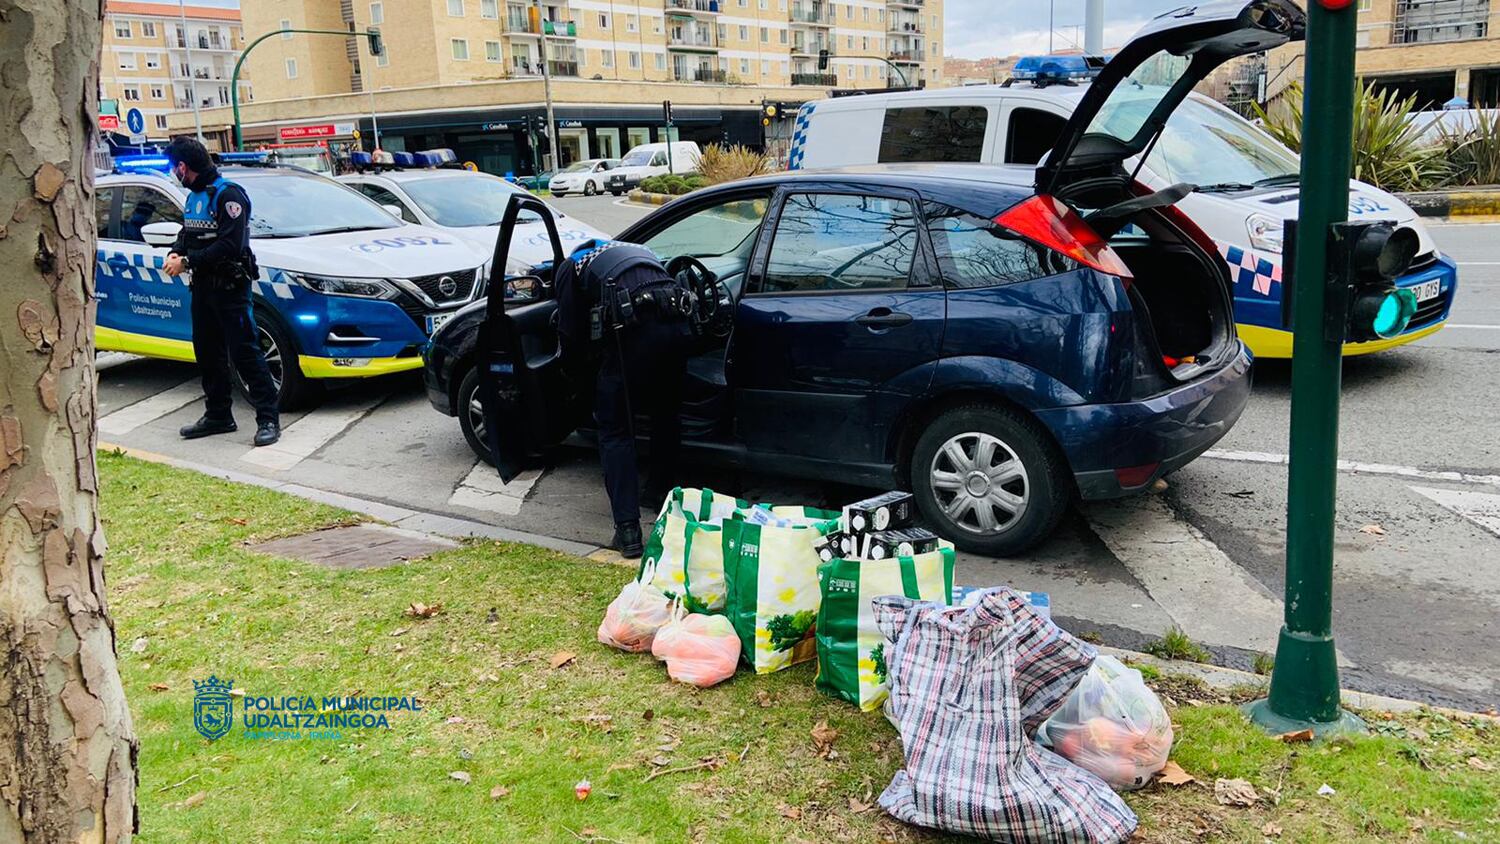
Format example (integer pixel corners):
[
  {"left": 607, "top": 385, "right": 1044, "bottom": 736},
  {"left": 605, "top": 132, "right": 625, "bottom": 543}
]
[{"left": 96, "top": 196, "right": 1500, "bottom": 711}]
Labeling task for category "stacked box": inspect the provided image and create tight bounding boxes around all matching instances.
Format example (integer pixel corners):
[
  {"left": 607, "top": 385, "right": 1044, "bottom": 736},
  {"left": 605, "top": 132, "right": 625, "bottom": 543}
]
[
  {"left": 841, "top": 491, "right": 915, "bottom": 535},
  {"left": 862, "top": 527, "right": 941, "bottom": 560}
]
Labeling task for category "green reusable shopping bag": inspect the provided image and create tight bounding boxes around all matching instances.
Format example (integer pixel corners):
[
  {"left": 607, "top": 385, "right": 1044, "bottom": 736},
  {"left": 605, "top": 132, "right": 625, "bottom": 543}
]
[
  {"left": 721, "top": 506, "right": 841, "bottom": 674},
  {"left": 638, "top": 488, "right": 750, "bottom": 613},
  {"left": 815, "top": 546, "right": 955, "bottom": 711}
]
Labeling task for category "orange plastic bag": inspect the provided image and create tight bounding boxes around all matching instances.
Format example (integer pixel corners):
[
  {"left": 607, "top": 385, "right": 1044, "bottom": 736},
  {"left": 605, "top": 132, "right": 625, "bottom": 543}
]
[
  {"left": 650, "top": 603, "right": 741, "bottom": 687},
  {"left": 597, "top": 570, "right": 672, "bottom": 653}
]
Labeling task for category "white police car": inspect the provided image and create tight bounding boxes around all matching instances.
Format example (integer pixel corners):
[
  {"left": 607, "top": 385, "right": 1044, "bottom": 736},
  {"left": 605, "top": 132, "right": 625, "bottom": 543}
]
[
  {"left": 96, "top": 154, "right": 492, "bottom": 407},
  {"left": 789, "top": 44, "right": 1457, "bottom": 358},
  {"left": 337, "top": 150, "right": 607, "bottom": 269}
]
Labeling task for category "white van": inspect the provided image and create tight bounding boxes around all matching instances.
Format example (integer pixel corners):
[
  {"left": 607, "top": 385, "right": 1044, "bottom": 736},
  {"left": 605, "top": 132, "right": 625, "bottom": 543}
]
[
  {"left": 604, "top": 141, "right": 701, "bottom": 195},
  {"left": 788, "top": 77, "right": 1457, "bottom": 359}
]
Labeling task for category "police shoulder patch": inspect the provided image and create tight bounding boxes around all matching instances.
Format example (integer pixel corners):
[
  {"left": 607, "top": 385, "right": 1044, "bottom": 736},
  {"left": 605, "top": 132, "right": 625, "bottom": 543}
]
[{"left": 224, "top": 200, "right": 243, "bottom": 219}]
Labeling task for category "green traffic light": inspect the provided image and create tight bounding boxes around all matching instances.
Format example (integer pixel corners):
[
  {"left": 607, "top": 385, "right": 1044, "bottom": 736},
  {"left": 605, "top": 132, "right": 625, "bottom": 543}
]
[{"left": 1370, "top": 288, "right": 1417, "bottom": 339}]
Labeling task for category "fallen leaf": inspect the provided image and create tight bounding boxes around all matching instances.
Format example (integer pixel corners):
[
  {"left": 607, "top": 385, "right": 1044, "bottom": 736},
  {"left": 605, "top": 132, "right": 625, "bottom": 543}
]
[
  {"left": 1317, "top": 783, "right": 1337, "bottom": 797},
  {"left": 182, "top": 791, "right": 206, "bottom": 808},
  {"left": 755, "top": 690, "right": 774, "bottom": 708},
  {"left": 489, "top": 785, "right": 510, "bottom": 800},
  {"left": 811, "top": 720, "right": 839, "bottom": 759},
  {"left": 1213, "top": 778, "right": 1258, "bottom": 807},
  {"left": 1359, "top": 523, "right": 1387, "bottom": 537},
  {"left": 449, "top": 771, "right": 472, "bottom": 785},
  {"left": 650, "top": 755, "right": 673, "bottom": 767},
  {"left": 389, "top": 627, "right": 410, "bottom": 638},
  {"left": 848, "top": 796, "right": 873, "bottom": 814},
  {"left": 780, "top": 806, "right": 802, "bottom": 820},
  {"left": 1466, "top": 756, "right": 1495, "bottom": 771},
  {"left": 405, "top": 601, "right": 444, "bottom": 619},
  {"left": 1156, "top": 761, "right": 1196, "bottom": 786},
  {"left": 446, "top": 716, "right": 466, "bottom": 724},
  {"left": 642, "top": 708, "right": 654, "bottom": 721},
  {"left": 130, "top": 637, "right": 149, "bottom": 654},
  {"left": 148, "top": 682, "right": 170, "bottom": 692},
  {"left": 550, "top": 651, "right": 577, "bottom": 670},
  {"left": 1278, "top": 729, "right": 1314, "bottom": 743},
  {"left": 1262, "top": 821, "right": 1283, "bottom": 837},
  {"left": 227, "top": 517, "right": 248, "bottom": 526}
]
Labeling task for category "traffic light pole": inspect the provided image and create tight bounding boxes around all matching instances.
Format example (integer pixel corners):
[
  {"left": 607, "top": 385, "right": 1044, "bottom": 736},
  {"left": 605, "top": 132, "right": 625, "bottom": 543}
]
[
  {"left": 231, "top": 28, "right": 382, "bottom": 151},
  {"left": 1245, "top": 0, "right": 1366, "bottom": 737}
]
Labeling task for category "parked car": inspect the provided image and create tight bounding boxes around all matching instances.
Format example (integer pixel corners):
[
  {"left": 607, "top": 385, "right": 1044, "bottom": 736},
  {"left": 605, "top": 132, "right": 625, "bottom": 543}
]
[
  {"left": 786, "top": 11, "right": 1455, "bottom": 358},
  {"left": 548, "top": 158, "right": 620, "bottom": 196},
  {"left": 338, "top": 167, "right": 607, "bottom": 270},
  {"left": 97, "top": 155, "right": 492, "bottom": 407},
  {"left": 604, "top": 141, "right": 701, "bottom": 195}
]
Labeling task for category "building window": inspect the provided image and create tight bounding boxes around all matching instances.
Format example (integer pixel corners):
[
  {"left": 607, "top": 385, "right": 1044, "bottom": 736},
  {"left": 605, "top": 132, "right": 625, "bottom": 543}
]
[
  {"left": 376, "top": 49, "right": 389, "bottom": 67},
  {"left": 370, "top": 1, "right": 384, "bottom": 23},
  {"left": 141, "top": 21, "right": 157, "bottom": 38},
  {"left": 280, "top": 18, "right": 292, "bottom": 38},
  {"left": 846, "top": 35, "right": 853, "bottom": 49},
  {"left": 627, "top": 14, "right": 637, "bottom": 32},
  {"left": 863, "top": 7, "right": 869, "bottom": 21},
  {"left": 149, "top": 84, "right": 165, "bottom": 99},
  {"left": 485, "top": 40, "right": 502, "bottom": 61},
  {"left": 628, "top": 51, "right": 640, "bottom": 68},
  {"left": 285, "top": 58, "right": 298, "bottom": 78},
  {"left": 122, "top": 86, "right": 141, "bottom": 101},
  {"left": 738, "top": 25, "right": 748, "bottom": 40},
  {"left": 760, "top": 0, "right": 767, "bottom": 7},
  {"left": 448, "top": 0, "right": 464, "bottom": 16},
  {"left": 654, "top": 18, "right": 663, "bottom": 34},
  {"left": 1357, "top": 0, "right": 1371, "bottom": 9},
  {"left": 740, "top": 58, "right": 749, "bottom": 74},
  {"left": 861, "top": 36, "right": 868, "bottom": 50},
  {"left": 1356, "top": 29, "right": 1371, "bottom": 46},
  {"left": 846, "top": 4, "right": 853, "bottom": 18},
  {"left": 598, "top": 12, "right": 610, "bottom": 28},
  {"left": 761, "top": 59, "right": 769, "bottom": 75},
  {"left": 779, "top": 29, "right": 787, "bottom": 44},
  {"left": 118, "top": 53, "right": 137, "bottom": 70},
  {"left": 113, "top": 20, "right": 131, "bottom": 38},
  {"left": 451, "top": 38, "right": 469, "bottom": 59},
  {"left": 760, "top": 27, "right": 768, "bottom": 42},
  {"left": 145, "top": 52, "right": 161, "bottom": 69},
  {"left": 154, "top": 114, "right": 169, "bottom": 130},
  {"left": 655, "top": 52, "right": 666, "bottom": 70},
  {"left": 601, "top": 49, "right": 613, "bottom": 68},
  {"left": 481, "top": 0, "right": 498, "bottom": 18}
]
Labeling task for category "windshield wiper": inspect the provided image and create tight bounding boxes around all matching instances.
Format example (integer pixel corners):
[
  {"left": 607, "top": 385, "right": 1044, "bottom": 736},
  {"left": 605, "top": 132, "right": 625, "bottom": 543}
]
[
  {"left": 305, "top": 225, "right": 393, "bottom": 236},
  {"left": 1253, "top": 174, "right": 1303, "bottom": 187},
  {"left": 1194, "top": 182, "right": 1256, "bottom": 194}
]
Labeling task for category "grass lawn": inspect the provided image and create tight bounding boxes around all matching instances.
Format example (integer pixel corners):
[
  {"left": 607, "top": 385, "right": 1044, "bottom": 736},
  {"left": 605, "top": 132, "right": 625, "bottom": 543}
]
[{"left": 100, "top": 451, "right": 1499, "bottom": 843}]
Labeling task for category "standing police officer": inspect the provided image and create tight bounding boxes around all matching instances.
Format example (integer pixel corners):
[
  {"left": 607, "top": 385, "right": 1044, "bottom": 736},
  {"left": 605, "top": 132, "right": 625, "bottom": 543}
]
[
  {"left": 555, "top": 241, "right": 691, "bottom": 558},
  {"left": 161, "top": 137, "right": 281, "bottom": 447}
]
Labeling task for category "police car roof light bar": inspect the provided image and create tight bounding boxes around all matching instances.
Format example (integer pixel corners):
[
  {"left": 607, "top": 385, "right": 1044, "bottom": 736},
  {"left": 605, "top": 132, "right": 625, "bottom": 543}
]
[{"left": 112, "top": 154, "right": 173, "bottom": 175}]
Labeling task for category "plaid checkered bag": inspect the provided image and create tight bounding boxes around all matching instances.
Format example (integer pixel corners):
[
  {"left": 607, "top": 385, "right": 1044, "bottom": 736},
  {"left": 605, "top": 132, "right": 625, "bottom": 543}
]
[{"left": 873, "top": 589, "right": 1138, "bottom": 843}]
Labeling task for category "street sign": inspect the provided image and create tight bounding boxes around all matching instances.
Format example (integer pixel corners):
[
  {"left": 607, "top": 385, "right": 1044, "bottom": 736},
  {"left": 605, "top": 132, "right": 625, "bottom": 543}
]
[
  {"left": 126, "top": 108, "right": 145, "bottom": 135},
  {"left": 98, "top": 114, "right": 120, "bottom": 132},
  {"left": 279, "top": 122, "right": 357, "bottom": 141}
]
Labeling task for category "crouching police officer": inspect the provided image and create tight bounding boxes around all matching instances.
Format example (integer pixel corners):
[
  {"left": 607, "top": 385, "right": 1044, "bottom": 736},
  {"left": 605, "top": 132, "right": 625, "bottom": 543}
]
[
  {"left": 162, "top": 136, "right": 281, "bottom": 447},
  {"left": 555, "top": 241, "right": 693, "bottom": 558}
]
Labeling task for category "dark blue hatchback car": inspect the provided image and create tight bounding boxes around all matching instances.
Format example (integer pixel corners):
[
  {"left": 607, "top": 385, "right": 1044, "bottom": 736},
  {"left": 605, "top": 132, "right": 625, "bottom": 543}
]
[{"left": 424, "top": 0, "right": 1305, "bottom": 553}]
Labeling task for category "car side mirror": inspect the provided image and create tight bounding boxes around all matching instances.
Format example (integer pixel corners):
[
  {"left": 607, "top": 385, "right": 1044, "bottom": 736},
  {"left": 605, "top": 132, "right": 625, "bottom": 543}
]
[
  {"left": 141, "top": 221, "right": 182, "bottom": 248},
  {"left": 504, "top": 274, "right": 544, "bottom": 300},
  {"left": 381, "top": 204, "right": 405, "bottom": 219}
]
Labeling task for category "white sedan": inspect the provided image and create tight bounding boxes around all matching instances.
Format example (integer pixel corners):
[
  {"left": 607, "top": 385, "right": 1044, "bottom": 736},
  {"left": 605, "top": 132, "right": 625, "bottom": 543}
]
[
  {"left": 339, "top": 168, "right": 608, "bottom": 272},
  {"left": 547, "top": 158, "right": 619, "bottom": 197}
]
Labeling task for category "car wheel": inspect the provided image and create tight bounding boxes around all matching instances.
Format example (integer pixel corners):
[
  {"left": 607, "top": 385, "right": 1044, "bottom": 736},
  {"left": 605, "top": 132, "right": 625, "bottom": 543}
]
[
  {"left": 584, "top": 180, "right": 597, "bottom": 196},
  {"left": 609, "top": 189, "right": 623, "bottom": 196},
  {"left": 236, "top": 307, "right": 318, "bottom": 411},
  {"left": 456, "top": 366, "right": 494, "bottom": 466},
  {"left": 910, "top": 404, "right": 1071, "bottom": 557}
]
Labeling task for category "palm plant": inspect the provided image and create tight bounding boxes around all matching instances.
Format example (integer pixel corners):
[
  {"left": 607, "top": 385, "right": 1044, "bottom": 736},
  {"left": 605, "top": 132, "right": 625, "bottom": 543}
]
[{"left": 1437, "top": 107, "right": 1500, "bottom": 188}]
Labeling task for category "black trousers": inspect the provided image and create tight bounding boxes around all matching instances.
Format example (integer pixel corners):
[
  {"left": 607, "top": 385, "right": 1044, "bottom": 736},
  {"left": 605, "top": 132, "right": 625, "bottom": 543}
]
[
  {"left": 190, "top": 280, "right": 280, "bottom": 427},
  {"left": 594, "top": 318, "right": 688, "bottom": 524}
]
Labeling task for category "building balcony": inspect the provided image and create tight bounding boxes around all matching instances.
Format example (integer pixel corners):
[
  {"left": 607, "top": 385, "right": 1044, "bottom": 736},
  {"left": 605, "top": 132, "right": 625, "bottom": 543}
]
[
  {"left": 791, "top": 41, "right": 834, "bottom": 57},
  {"left": 674, "top": 67, "right": 728, "bottom": 82},
  {"left": 667, "top": 33, "right": 719, "bottom": 50},
  {"left": 886, "top": 0, "right": 924, "bottom": 8},
  {"left": 888, "top": 21, "right": 924, "bottom": 34},
  {"left": 791, "top": 71, "right": 837, "bottom": 86},
  {"left": 666, "top": 0, "right": 722, "bottom": 14},
  {"left": 547, "top": 59, "right": 579, "bottom": 77},
  {"left": 888, "top": 49, "right": 925, "bottom": 63},
  {"left": 790, "top": 4, "right": 834, "bottom": 25}
]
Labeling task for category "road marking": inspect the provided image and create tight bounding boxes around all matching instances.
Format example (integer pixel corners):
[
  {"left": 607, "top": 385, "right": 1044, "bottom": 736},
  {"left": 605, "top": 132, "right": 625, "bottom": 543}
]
[
  {"left": 1085, "top": 495, "right": 1284, "bottom": 654},
  {"left": 445, "top": 463, "right": 542, "bottom": 515},
  {"left": 1410, "top": 486, "right": 1500, "bottom": 539},
  {"left": 237, "top": 400, "right": 380, "bottom": 472},
  {"left": 97, "top": 379, "right": 202, "bottom": 436},
  {"left": 1204, "top": 450, "right": 1500, "bottom": 488}
]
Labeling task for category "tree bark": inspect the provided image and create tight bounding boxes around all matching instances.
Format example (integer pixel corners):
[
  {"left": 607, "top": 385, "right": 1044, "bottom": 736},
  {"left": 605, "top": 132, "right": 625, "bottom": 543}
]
[{"left": 0, "top": 1, "right": 140, "bottom": 842}]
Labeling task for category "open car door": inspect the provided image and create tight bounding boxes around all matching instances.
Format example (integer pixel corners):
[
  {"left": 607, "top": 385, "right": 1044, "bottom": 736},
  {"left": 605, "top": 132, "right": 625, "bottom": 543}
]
[
  {"left": 476, "top": 194, "right": 577, "bottom": 482},
  {"left": 1037, "top": 0, "right": 1306, "bottom": 202}
]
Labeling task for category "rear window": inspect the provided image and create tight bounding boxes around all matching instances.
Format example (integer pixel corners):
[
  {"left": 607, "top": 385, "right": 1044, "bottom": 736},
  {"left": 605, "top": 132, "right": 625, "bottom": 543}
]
[
  {"left": 1004, "top": 107, "right": 1068, "bottom": 165},
  {"left": 878, "top": 106, "right": 988, "bottom": 163},
  {"left": 925, "top": 203, "right": 1076, "bottom": 288}
]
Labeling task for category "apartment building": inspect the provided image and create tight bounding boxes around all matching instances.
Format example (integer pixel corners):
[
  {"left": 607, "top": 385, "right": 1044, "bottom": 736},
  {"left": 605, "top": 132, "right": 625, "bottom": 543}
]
[
  {"left": 204, "top": 0, "right": 941, "bottom": 173},
  {"left": 101, "top": 1, "right": 251, "bottom": 142}
]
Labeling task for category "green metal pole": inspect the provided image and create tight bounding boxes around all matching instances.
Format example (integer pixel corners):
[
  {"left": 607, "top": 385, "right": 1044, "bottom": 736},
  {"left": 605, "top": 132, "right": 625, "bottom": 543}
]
[
  {"left": 232, "top": 28, "right": 376, "bottom": 151},
  {"left": 1246, "top": 0, "right": 1365, "bottom": 737}
]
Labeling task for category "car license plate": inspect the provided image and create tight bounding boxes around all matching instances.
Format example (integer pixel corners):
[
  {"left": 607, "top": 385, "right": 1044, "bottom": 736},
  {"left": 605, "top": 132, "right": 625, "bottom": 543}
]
[
  {"left": 426, "top": 311, "right": 455, "bottom": 334},
  {"left": 1408, "top": 280, "right": 1441, "bottom": 302}
]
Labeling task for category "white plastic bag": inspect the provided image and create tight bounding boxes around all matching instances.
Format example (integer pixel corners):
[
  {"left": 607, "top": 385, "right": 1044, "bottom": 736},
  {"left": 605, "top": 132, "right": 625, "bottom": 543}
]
[
  {"left": 1039, "top": 655, "right": 1174, "bottom": 791},
  {"left": 597, "top": 565, "right": 672, "bottom": 653},
  {"left": 650, "top": 602, "right": 740, "bottom": 687}
]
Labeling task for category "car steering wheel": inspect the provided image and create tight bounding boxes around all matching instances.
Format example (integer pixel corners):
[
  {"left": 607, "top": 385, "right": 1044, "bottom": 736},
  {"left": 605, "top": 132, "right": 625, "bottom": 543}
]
[{"left": 665, "top": 255, "right": 725, "bottom": 332}]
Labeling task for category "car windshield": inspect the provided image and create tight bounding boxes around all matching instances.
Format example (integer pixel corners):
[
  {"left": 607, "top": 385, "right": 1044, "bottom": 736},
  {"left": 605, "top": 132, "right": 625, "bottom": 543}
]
[
  {"left": 399, "top": 175, "right": 540, "bottom": 226},
  {"left": 237, "top": 172, "right": 402, "bottom": 238},
  {"left": 1144, "top": 97, "right": 1300, "bottom": 186},
  {"left": 560, "top": 160, "right": 595, "bottom": 173},
  {"left": 619, "top": 147, "right": 655, "bottom": 167}
]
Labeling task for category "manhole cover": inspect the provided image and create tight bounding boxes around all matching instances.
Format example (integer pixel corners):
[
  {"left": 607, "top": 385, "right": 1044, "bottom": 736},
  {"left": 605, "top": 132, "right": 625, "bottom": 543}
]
[{"left": 250, "top": 524, "right": 458, "bottom": 570}]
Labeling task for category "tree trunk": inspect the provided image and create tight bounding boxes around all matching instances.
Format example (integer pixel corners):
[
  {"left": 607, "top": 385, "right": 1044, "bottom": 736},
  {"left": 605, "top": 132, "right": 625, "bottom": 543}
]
[{"left": 0, "top": 1, "right": 140, "bottom": 842}]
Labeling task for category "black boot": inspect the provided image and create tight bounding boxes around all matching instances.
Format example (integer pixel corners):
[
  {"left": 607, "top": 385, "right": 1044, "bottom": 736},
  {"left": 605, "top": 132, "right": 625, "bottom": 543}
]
[
  {"left": 253, "top": 421, "right": 280, "bottom": 447},
  {"left": 180, "top": 415, "right": 237, "bottom": 439},
  {"left": 612, "top": 520, "right": 644, "bottom": 559}
]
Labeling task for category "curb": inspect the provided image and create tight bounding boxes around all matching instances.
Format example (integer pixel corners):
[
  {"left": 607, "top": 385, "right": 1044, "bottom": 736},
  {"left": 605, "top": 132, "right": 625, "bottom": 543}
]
[
  {"left": 1398, "top": 187, "right": 1500, "bottom": 218},
  {"left": 627, "top": 190, "right": 675, "bottom": 206},
  {"left": 100, "top": 442, "right": 1496, "bottom": 722}
]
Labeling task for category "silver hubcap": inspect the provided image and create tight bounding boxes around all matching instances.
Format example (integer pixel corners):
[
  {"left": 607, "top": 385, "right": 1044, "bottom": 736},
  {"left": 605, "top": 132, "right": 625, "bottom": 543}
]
[
  {"left": 930, "top": 431, "right": 1029, "bottom": 535},
  {"left": 466, "top": 383, "right": 486, "bottom": 442},
  {"left": 255, "top": 324, "right": 283, "bottom": 391}
]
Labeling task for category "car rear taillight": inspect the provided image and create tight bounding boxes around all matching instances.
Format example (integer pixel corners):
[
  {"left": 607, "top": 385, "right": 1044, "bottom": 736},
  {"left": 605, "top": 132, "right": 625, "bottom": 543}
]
[
  {"left": 1114, "top": 463, "right": 1160, "bottom": 489},
  {"left": 994, "top": 195, "right": 1134, "bottom": 280}
]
